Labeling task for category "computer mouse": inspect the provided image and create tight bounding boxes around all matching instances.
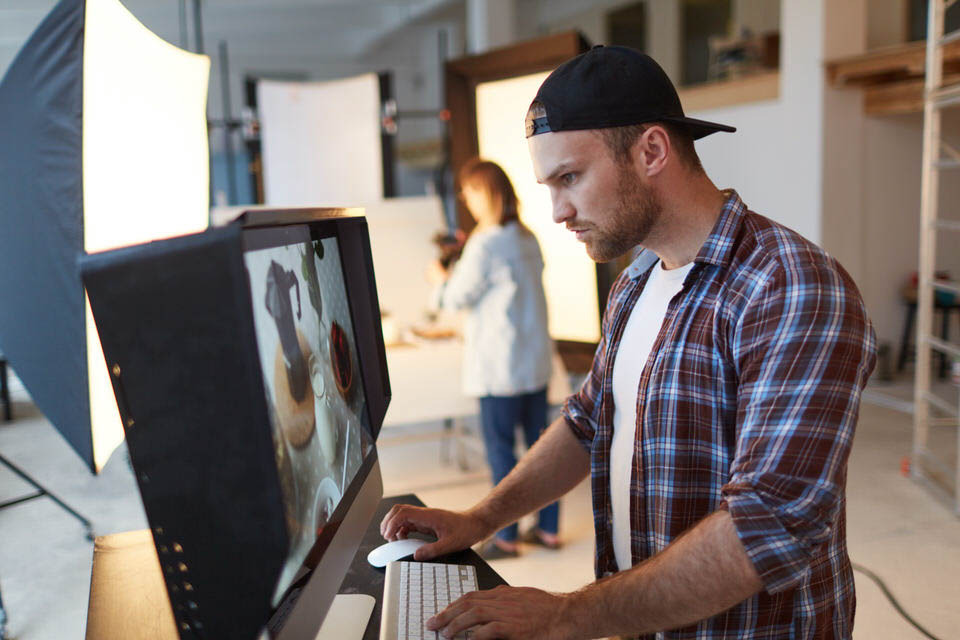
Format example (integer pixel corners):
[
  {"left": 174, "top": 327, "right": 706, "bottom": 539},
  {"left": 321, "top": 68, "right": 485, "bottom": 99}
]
[{"left": 367, "top": 538, "right": 429, "bottom": 568}]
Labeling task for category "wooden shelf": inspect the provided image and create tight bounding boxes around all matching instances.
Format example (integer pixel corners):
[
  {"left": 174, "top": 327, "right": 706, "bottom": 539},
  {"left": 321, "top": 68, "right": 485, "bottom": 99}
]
[{"left": 827, "top": 39, "right": 960, "bottom": 115}]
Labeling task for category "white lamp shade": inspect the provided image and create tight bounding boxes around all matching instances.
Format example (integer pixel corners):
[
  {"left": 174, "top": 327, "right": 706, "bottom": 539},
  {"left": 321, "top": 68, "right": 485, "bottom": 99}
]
[{"left": 83, "top": 0, "right": 210, "bottom": 471}]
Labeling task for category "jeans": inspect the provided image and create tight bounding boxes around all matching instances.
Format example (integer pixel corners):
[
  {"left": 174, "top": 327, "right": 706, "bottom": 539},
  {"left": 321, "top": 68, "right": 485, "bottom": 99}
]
[{"left": 478, "top": 387, "right": 559, "bottom": 542}]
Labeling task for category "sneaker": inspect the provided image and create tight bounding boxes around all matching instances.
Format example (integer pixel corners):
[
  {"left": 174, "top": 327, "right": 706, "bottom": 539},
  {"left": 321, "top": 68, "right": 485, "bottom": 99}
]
[
  {"left": 520, "top": 527, "right": 561, "bottom": 550},
  {"left": 477, "top": 538, "right": 519, "bottom": 561}
]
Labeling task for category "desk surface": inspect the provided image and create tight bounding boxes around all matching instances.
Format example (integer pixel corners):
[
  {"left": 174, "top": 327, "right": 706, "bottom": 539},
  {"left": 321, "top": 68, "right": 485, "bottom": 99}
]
[{"left": 86, "top": 494, "right": 506, "bottom": 640}]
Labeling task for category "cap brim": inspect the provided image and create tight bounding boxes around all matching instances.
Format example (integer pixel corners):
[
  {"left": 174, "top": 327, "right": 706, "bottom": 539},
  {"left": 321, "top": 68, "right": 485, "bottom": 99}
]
[{"left": 663, "top": 116, "right": 736, "bottom": 140}]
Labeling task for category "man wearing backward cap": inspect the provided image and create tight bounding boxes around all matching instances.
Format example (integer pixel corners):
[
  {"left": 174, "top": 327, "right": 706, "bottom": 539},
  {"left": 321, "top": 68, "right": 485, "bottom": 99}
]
[{"left": 382, "top": 46, "right": 876, "bottom": 640}]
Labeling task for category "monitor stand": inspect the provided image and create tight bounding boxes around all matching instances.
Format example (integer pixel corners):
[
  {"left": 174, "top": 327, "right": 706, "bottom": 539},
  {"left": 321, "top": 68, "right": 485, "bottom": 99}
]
[{"left": 314, "top": 593, "right": 376, "bottom": 640}]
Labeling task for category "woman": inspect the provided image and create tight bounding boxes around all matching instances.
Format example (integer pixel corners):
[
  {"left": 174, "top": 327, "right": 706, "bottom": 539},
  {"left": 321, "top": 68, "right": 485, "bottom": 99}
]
[{"left": 429, "top": 158, "right": 559, "bottom": 559}]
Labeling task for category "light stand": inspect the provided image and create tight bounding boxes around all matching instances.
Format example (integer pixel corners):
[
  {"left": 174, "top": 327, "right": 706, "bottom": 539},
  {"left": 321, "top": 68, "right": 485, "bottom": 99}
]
[
  {"left": 0, "top": 452, "right": 93, "bottom": 640},
  {"left": 0, "top": 581, "right": 7, "bottom": 640},
  {"left": 0, "top": 453, "right": 93, "bottom": 540}
]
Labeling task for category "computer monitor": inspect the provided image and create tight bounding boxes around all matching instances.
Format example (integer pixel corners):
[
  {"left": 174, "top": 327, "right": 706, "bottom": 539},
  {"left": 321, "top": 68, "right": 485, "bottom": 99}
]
[{"left": 81, "top": 208, "right": 390, "bottom": 640}]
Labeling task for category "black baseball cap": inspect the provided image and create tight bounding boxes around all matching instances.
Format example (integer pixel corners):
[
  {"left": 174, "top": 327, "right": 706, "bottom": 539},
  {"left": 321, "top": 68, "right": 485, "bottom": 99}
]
[{"left": 526, "top": 45, "right": 735, "bottom": 140}]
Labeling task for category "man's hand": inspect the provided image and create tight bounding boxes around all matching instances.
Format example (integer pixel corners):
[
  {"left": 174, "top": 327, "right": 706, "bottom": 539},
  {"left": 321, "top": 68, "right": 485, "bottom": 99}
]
[
  {"left": 426, "top": 585, "right": 576, "bottom": 640},
  {"left": 379, "top": 505, "right": 491, "bottom": 561}
]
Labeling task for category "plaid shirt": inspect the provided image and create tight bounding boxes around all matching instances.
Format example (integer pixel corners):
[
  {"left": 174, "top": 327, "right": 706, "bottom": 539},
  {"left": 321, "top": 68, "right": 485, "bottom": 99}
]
[{"left": 562, "top": 191, "right": 876, "bottom": 639}]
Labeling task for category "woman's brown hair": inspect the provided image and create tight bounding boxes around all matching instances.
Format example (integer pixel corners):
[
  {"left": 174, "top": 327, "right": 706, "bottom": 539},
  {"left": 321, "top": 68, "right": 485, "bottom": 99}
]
[{"left": 457, "top": 158, "right": 523, "bottom": 228}]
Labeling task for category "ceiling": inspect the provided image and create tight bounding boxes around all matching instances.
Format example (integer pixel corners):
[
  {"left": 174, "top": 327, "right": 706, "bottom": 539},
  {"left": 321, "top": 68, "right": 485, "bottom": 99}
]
[{"left": 1, "top": 0, "right": 459, "bottom": 80}]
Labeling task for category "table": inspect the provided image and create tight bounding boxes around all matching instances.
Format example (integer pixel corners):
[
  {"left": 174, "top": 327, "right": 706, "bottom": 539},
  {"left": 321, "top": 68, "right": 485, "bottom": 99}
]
[
  {"left": 85, "top": 494, "right": 506, "bottom": 640},
  {"left": 381, "top": 338, "right": 573, "bottom": 469},
  {"left": 381, "top": 339, "right": 481, "bottom": 469}
]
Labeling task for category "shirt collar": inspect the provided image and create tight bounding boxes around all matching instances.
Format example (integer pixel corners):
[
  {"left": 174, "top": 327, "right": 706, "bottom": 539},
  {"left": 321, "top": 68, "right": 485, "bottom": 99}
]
[{"left": 624, "top": 189, "right": 745, "bottom": 280}]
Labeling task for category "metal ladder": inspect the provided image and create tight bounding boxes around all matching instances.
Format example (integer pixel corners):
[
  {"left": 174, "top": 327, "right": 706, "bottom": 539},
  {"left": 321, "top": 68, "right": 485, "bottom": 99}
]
[{"left": 914, "top": 0, "right": 960, "bottom": 515}]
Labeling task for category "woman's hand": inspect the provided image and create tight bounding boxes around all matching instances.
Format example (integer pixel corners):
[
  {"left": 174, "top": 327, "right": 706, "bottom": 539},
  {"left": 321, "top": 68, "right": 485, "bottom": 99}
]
[{"left": 426, "top": 259, "right": 449, "bottom": 285}]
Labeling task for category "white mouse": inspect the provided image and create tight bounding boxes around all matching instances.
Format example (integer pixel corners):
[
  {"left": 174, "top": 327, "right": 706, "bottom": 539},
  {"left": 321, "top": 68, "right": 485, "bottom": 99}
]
[{"left": 367, "top": 538, "right": 429, "bottom": 568}]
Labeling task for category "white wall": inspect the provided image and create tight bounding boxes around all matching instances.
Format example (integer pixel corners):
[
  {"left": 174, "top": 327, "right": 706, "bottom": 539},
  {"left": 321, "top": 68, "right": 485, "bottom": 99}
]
[
  {"left": 690, "top": 0, "right": 824, "bottom": 244},
  {"left": 820, "top": 0, "right": 867, "bottom": 287}
]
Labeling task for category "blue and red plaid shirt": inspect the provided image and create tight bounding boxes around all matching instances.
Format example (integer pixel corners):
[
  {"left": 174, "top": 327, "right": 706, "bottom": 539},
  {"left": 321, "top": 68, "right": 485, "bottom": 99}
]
[{"left": 562, "top": 191, "right": 877, "bottom": 639}]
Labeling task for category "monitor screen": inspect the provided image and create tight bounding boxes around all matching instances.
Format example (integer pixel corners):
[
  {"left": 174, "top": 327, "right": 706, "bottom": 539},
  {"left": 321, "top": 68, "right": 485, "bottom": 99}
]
[{"left": 243, "top": 224, "right": 377, "bottom": 606}]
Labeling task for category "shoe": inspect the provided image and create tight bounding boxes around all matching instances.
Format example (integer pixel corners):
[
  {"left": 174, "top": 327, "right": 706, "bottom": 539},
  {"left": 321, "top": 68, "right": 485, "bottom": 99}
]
[
  {"left": 520, "top": 527, "right": 561, "bottom": 550},
  {"left": 477, "top": 538, "right": 519, "bottom": 561}
]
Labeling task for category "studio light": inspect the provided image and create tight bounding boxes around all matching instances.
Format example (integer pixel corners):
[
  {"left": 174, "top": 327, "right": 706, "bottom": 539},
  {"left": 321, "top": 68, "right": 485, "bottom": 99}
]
[{"left": 0, "top": 0, "right": 210, "bottom": 472}]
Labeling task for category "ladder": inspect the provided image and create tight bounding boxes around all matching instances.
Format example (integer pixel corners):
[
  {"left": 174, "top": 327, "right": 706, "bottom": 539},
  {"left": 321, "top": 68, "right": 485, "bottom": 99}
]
[{"left": 914, "top": 0, "right": 960, "bottom": 515}]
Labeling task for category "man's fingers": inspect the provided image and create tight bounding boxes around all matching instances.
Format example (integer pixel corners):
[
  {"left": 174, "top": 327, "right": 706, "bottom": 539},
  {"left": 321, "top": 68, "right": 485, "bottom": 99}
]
[
  {"left": 437, "top": 602, "right": 502, "bottom": 639},
  {"left": 426, "top": 595, "right": 470, "bottom": 630},
  {"left": 381, "top": 505, "right": 427, "bottom": 540},
  {"left": 380, "top": 505, "right": 407, "bottom": 539},
  {"left": 471, "top": 621, "right": 511, "bottom": 640},
  {"left": 412, "top": 540, "right": 453, "bottom": 561}
]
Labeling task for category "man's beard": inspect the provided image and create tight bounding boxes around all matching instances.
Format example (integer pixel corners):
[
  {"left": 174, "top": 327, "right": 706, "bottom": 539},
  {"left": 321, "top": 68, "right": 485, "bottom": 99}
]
[{"left": 584, "top": 166, "right": 661, "bottom": 263}]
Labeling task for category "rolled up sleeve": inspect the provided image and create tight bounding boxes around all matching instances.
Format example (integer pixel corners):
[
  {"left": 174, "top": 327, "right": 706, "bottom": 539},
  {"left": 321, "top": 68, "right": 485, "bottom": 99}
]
[{"left": 720, "top": 260, "right": 877, "bottom": 593}]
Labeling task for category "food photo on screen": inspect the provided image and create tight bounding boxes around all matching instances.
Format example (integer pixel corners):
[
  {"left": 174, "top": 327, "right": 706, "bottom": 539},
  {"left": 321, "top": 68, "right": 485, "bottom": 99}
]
[{"left": 245, "top": 234, "right": 373, "bottom": 603}]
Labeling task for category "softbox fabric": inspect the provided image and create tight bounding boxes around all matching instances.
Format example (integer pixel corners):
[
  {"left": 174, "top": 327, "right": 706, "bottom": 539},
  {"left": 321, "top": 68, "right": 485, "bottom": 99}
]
[
  {"left": 0, "top": 0, "right": 210, "bottom": 472},
  {"left": 0, "top": 0, "right": 90, "bottom": 465}
]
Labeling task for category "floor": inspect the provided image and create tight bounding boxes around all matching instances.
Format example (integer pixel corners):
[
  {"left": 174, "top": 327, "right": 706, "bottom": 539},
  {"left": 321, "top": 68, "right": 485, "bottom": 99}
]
[{"left": 0, "top": 375, "right": 958, "bottom": 640}]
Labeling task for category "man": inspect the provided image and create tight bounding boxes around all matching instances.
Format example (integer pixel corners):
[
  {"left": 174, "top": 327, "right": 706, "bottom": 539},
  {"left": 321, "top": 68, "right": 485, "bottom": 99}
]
[{"left": 381, "top": 45, "right": 876, "bottom": 639}]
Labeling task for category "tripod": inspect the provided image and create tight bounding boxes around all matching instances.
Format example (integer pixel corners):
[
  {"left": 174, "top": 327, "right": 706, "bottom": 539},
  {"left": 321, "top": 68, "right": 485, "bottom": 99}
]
[
  {"left": 0, "top": 455, "right": 94, "bottom": 640},
  {"left": 0, "top": 453, "right": 93, "bottom": 539},
  {"left": 0, "top": 580, "right": 7, "bottom": 640}
]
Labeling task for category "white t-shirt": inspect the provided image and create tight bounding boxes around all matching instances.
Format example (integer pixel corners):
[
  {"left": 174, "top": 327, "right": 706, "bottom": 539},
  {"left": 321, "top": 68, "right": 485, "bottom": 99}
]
[{"left": 610, "top": 259, "right": 694, "bottom": 571}]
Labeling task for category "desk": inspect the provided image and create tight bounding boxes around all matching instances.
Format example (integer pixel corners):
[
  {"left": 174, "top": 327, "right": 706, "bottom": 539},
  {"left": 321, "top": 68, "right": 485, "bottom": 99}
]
[
  {"left": 381, "top": 340, "right": 480, "bottom": 469},
  {"left": 382, "top": 339, "right": 475, "bottom": 428},
  {"left": 85, "top": 494, "right": 506, "bottom": 640},
  {"left": 381, "top": 339, "right": 573, "bottom": 468}
]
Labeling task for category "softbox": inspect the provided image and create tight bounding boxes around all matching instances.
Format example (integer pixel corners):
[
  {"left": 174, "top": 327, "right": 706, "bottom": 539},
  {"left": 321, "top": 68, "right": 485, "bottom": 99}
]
[{"left": 0, "top": 0, "right": 210, "bottom": 472}]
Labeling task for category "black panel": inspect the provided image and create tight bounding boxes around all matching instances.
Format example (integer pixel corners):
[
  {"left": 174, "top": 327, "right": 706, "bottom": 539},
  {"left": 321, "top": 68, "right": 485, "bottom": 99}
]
[{"left": 81, "top": 225, "right": 288, "bottom": 640}]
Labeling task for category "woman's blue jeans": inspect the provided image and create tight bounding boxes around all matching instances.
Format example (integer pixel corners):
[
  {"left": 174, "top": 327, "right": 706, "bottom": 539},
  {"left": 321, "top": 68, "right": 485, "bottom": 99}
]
[{"left": 478, "top": 387, "right": 559, "bottom": 542}]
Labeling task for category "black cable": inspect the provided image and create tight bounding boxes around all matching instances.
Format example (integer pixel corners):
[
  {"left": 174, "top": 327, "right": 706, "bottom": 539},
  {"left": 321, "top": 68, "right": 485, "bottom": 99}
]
[{"left": 852, "top": 562, "right": 943, "bottom": 640}]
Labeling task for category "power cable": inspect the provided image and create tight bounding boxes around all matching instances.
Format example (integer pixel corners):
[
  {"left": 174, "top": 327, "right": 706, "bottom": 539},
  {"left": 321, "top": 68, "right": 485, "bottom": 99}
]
[{"left": 852, "top": 562, "right": 943, "bottom": 640}]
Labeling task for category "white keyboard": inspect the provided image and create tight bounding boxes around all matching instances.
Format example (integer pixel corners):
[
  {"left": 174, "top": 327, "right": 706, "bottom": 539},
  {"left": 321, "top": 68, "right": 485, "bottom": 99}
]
[{"left": 380, "top": 561, "right": 478, "bottom": 640}]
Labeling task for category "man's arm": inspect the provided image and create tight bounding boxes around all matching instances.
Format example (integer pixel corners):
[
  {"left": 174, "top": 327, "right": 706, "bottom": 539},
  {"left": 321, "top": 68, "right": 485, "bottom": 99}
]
[
  {"left": 427, "top": 509, "right": 762, "bottom": 640},
  {"left": 565, "top": 509, "right": 762, "bottom": 636},
  {"left": 380, "top": 416, "right": 589, "bottom": 560}
]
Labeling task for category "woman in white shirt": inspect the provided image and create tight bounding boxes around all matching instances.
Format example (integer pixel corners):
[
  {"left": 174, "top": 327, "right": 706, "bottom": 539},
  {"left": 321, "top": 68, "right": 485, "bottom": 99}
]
[{"left": 430, "top": 159, "right": 558, "bottom": 559}]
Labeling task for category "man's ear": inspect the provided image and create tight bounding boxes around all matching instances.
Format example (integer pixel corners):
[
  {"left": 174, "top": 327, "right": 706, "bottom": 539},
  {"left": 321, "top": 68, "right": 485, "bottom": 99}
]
[{"left": 633, "top": 125, "right": 670, "bottom": 177}]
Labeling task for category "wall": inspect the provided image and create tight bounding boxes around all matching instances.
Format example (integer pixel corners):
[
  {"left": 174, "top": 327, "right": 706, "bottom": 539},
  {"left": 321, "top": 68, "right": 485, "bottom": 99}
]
[
  {"left": 820, "top": 0, "right": 867, "bottom": 288},
  {"left": 687, "top": 0, "right": 960, "bottom": 350},
  {"left": 689, "top": 0, "right": 824, "bottom": 244}
]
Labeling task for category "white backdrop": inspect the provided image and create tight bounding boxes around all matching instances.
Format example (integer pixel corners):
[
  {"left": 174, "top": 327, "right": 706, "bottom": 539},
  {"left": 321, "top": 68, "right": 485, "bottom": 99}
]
[
  {"left": 258, "top": 73, "right": 383, "bottom": 206},
  {"left": 476, "top": 72, "right": 601, "bottom": 344}
]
